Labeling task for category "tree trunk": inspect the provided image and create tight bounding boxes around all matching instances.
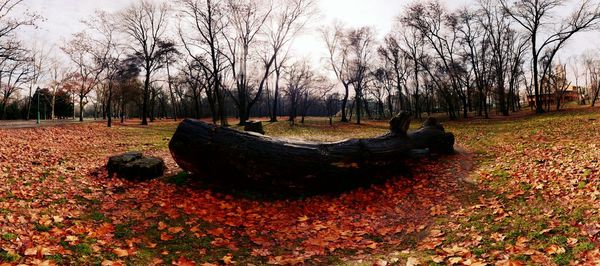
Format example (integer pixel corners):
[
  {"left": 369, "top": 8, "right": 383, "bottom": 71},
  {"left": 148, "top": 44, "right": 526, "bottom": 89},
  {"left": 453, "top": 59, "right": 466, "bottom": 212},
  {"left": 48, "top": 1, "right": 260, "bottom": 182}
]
[
  {"left": 362, "top": 97, "right": 372, "bottom": 120},
  {"left": 108, "top": 81, "right": 113, "bottom": 128},
  {"left": 150, "top": 88, "right": 156, "bottom": 123},
  {"left": 356, "top": 93, "right": 362, "bottom": 125},
  {"left": 79, "top": 95, "right": 85, "bottom": 122},
  {"left": 271, "top": 65, "right": 281, "bottom": 122},
  {"left": 26, "top": 86, "right": 33, "bottom": 120},
  {"left": 167, "top": 62, "right": 177, "bottom": 121},
  {"left": 51, "top": 90, "right": 56, "bottom": 120},
  {"left": 340, "top": 84, "right": 349, "bottom": 122},
  {"left": 169, "top": 112, "right": 455, "bottom": 191},
  {"left": 142, "top": 67, "right": 150, "bottom": 125}
]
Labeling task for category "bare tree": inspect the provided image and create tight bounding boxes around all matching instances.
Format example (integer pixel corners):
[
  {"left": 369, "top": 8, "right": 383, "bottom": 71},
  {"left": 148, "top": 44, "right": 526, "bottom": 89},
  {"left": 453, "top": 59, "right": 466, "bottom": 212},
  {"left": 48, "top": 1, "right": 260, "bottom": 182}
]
[
  {"left": 0, "top": 0, "right": 39, "bottom": 57},
  {"left": 284, "top": 61, "right": 313, "bottom": 124},
  {"left": 26, "top": 44, "right": 49, "bottom": 120},
  {"left": 47, "top": 58, "right": 71, "bottom": 120},
  {"left": 588, "top": 58, "right": 600, "bottom": 106},
  {"left": 178, "top": 0, "right": 228, "bottom": 125},
  {"left": 118, "top": 0, "right": 170, "bottom": 125},
  {"left": 347, "top": 26, "right": 375, "bottom": 124},
  {"left": 457, "top": 6, "right": 490, "bottom": 118},
  {"left": 480, "top": 0, "right": 513, "bottom": 116},
  {"left": 321, "top": 22, "right": 353, "bottom": 122},
  {"left": 378, "top": 34, "right": 408, "bottom": 116},
  {"left": 224, "top": 0, "right": 271, "bottom": 124},
  {"left": 0, "top": 0, "right": 40, "bottom": 119},
  {"left": 265, "top": 0, "right": 317, "bottom": 123},
  {"left": 501, "top": 0, "right": 600, "bottom": 113},
  {"left": 61, "top": 32, "right": 107, "bottom": 122},
  {"left": 313, "top": 76, "right": 337, "bottom": 125},
  {"left": 402, "top": 1, "right": 465, "bottom": 119},
  {"left": 0, "top": 50, "right": 30, "bottom": 119},
  {"left": 399, "top": 25, "right": 426, "bottom": 118},
  {"left": 86, "top": 10, "right": 122, "bottom": 127}
]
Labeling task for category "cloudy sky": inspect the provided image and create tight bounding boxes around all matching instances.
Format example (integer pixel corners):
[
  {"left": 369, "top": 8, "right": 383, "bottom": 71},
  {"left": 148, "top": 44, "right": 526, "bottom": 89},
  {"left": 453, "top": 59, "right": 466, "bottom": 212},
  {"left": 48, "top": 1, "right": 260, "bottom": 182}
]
[
  {"left": 15, "top": 0, "right": 600, "bottom": 80},
  {"left": 18, "top": 0, "right": 471, "bottom": 46}
]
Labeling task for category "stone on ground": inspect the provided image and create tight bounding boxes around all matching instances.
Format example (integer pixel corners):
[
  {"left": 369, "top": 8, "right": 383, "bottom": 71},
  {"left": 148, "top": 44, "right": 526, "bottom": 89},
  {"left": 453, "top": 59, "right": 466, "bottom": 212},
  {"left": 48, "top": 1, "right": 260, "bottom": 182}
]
[{"left": 107, "top": 152, "right": 165, "bottom": 180}]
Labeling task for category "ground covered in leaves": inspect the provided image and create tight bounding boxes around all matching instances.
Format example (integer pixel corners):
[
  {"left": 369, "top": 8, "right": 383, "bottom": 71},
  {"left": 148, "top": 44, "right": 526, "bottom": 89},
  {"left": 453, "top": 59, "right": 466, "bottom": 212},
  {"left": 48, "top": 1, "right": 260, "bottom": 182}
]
[{"left": 0, "top": 108, "right": 599, "bottom": 265}]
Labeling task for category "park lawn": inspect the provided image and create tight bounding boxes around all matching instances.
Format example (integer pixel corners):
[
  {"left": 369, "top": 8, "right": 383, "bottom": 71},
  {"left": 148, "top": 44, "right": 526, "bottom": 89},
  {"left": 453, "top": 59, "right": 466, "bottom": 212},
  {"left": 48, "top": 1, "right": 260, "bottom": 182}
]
[{"left": 0, "top": 108, "right": 599, "bottom": 265}]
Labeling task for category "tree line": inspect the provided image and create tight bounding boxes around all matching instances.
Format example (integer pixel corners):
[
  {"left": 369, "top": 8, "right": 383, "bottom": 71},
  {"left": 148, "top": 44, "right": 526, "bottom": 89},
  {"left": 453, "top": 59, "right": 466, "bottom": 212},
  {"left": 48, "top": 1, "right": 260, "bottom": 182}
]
[{"left": 2, "top": 0, "right": 600, "bottom": 126}]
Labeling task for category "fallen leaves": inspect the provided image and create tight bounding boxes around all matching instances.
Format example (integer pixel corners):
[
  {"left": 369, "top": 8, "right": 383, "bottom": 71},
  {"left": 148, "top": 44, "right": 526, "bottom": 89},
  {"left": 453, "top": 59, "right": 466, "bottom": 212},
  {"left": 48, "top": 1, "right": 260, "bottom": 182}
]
[
  {"left": 297, "top": 215, "right": 309, "bottom": 222},
  {"left": 405, "top": 257, "right": 420, "bottom": 266},
  {"left": 545, "top": 244, "right": 566, "bottom": 255},
  {"left": 112, "top": 248, "right": 128, "bottom": 257},
  {"left": 167, "top": 226, "right": 183, "bottom": 234},
  {"left": 412, "top": 109, "right": 600, "bottom": 265},
  {"left": 2, "top": 110, "right": 600, "bottom": 265}
]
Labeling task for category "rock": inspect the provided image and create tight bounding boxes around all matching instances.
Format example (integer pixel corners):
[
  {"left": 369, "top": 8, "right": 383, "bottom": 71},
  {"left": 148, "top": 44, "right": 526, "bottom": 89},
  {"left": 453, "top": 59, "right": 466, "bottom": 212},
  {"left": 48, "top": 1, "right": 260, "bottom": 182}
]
[
  {"left": 107, "top": 152, "right": 165, "bottom": 180},
  {"left": 107, "top": 152, "right": 143, "bottom": 174},
  {"left": 244, "top": 121, "right": 265, "bottom": 135}
]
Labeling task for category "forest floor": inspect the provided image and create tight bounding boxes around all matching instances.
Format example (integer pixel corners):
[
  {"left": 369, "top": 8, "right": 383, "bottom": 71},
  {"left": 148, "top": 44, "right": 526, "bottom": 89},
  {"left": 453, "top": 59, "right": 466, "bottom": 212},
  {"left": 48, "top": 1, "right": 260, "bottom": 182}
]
[{"left": 0, "top": 107, "right": 599, "bottom": 265}]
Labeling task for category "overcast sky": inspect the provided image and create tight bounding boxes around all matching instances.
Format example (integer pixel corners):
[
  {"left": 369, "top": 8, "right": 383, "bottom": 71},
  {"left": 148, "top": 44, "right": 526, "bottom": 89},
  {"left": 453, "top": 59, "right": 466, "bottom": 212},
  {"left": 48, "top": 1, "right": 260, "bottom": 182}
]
[{"left": 15, "top": 0, "right": 600, "bottom": 81}]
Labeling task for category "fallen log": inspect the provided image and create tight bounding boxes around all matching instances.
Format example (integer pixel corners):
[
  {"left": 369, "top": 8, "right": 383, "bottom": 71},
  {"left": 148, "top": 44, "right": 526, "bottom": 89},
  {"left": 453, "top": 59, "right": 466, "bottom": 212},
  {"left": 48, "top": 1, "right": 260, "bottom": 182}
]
[{"left": 168, "top": 112, "right": 454, "bottom": 191}]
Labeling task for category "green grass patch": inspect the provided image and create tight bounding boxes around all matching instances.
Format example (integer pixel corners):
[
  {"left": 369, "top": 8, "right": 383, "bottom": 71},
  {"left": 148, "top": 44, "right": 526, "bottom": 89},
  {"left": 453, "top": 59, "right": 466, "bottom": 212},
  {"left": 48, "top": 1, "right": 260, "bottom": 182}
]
[
  {"left": 34, "top": 223, "right": 52, "bottom": 232},
  {"left": 0, "top": 250, "right": 20, "bottom": 262},
  {"left": 1, "top": 233, "right": 16, "bottom": 241}
]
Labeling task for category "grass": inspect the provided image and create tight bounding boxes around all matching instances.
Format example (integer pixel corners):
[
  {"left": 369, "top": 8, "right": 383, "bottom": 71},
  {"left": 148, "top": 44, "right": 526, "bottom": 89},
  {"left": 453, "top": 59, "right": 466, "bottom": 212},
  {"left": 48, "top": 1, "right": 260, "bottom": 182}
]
[
  {"left": 124, "top": 110, "right": 600, "bottom": 264},
  {"left": 3, "top": 108, "right": 600, "bottom": 265}
]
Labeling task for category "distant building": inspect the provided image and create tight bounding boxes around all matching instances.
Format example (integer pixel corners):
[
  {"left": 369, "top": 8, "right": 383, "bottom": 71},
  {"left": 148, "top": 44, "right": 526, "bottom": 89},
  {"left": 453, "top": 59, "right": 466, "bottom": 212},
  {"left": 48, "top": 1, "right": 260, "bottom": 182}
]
[
  {"left": 527, "top": 86, "right": 581, "bottom": 107},
  {"left": 527, "top": 64, "right": 583, "bottom": 107}
]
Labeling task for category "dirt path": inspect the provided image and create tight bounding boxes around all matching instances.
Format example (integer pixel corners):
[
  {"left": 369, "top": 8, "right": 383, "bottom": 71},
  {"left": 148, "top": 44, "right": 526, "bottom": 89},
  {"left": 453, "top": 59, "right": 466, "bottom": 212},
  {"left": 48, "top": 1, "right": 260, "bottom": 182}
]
[{"left": 0, "top": 119, "right": 101, "bottom": 129}]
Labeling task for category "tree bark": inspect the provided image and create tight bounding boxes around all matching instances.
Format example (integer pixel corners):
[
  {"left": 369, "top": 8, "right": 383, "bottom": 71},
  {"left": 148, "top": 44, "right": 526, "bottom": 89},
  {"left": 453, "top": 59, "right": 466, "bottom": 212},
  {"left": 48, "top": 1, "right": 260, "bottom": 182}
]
[
  {"left": 108, "top": 81, "right": 113, "bottom": 128},
  {"left": 79, "top": 95, "right": 85, "bottom": 122},
  {"left": 169, "top": 112, "right": 455, "bottom": 190},
  {"left": 142, "top": 67, "right": 150, "bottom": 125},
  {"left": 340, "top": 84, "right": 349, "bottom": 122}
]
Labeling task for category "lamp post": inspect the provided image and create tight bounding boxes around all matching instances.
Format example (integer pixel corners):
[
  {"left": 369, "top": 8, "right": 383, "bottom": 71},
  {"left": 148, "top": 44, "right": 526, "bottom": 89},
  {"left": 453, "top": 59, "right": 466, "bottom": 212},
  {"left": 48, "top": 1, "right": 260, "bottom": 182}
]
[{"left": 36, "top": 87, "right": 40, "bottom": 125}]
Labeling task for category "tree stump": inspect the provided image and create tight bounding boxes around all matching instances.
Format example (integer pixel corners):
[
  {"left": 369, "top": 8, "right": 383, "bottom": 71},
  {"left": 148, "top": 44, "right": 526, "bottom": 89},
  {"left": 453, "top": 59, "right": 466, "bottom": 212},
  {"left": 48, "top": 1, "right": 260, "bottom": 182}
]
[
  {"left": 107, "top": 152, "right": 165, "bottom": 180},
  {"left": 244, "top": 121, "right": 265, "bottom": 134}
]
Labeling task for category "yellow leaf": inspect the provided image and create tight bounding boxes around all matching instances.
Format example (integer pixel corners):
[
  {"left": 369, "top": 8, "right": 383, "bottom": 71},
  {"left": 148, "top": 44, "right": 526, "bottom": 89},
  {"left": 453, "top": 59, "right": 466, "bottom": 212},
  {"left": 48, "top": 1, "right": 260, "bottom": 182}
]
[
  {"left": 222, "top": 253, "right": 234, "bottom": 265},
  {"left": 546, "top": 244, "right": 565, "bottom": 255},
  {"left": 491, "top": 232, "right": 506, "bottom": 242},
  {"left": 24, "top": 247, "right": 38, "bottom": 256},
  {"left": 52, "top": 216, "right": 64, "bottom": 223},
  {"left": 113, "top": 248, "right": 129, "bottom": 257},
  {"left": 158, "top": 221, "right": 167, "bottom": 230},
  {"left": 432, "top": 255, "right": 446, "bottom": 263},
  {"left": 297, "top": 215, "right": 309, "bottom": 222},
  {"left": 406, "top": 257, "right": 420, "bottom": 266},
  {"left": 448, "top": 257, "right": 462, "bottom": 265}
]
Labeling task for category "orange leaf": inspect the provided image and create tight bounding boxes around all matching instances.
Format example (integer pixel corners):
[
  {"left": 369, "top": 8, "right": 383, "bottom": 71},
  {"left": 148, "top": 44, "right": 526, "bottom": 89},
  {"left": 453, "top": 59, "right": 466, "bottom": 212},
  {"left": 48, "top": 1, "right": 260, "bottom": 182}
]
[
  {"left": 207, "top": 227, "right": 224, "bottom": 236},
  {"left": 173, "top": 256, "right": 195, "bottom": 266},
  {"left": 158, "top": 221, "right": 167, "bottom": 231},
  {"left": 297, "top": 215, "right": 309, "bottom": 222},
  {"left": 168, "top": 227, "right": 184, "bottom": 234},
  {"left": 160, "top": 232, "right": 173, "bottom": 241},
  {"left": 222, "top": 253, "right": 234, "bottom": 265},
  {"left": 113, "top": 248, "right": 129, "bottom": 257}
]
